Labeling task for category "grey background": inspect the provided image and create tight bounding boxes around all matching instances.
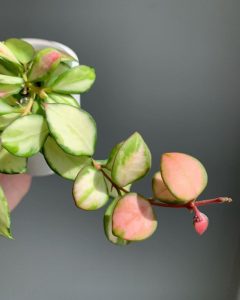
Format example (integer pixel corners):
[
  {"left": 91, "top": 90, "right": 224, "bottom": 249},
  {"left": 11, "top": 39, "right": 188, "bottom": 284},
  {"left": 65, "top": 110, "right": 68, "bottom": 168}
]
[{"left": 0, "top": 0, "right": 239, "bottom": 299}]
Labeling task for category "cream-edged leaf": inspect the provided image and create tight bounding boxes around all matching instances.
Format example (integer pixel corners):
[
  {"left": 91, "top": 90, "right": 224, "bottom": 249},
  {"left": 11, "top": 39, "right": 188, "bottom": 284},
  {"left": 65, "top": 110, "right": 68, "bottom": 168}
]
[
  {"left": 73, "top": 165, "right": 109, "bottom": 210},
  {"left": 0, "top": 99, "right": 21, "bottom": 115},
  {"left": 104, "top": 198, "right": 129, "bottom": 245},
  {"left": 111, "top": 132, "right": 151, "bottom": 187},
  {"left": 0, "top": 113, "right": 21, "bottom": 131},
  {"left": 5, "top": 38, "right": 35, "bottom": 64},
  {"left": 0, "top": 186, "right": 12, "bottom": 239},
  {"left": 0, "top": 42, "right": 20, "bottom": 65},
  {"left": 1, "top": 115, "right": 49, "bottom": 157},
  {"left": 45, "top": 93, "right": 79, "bottom": 107},
  {"left": 50, "top": 65, "right": 96, "bottom": 94},
  {"left": 0, "top": 145, "right": 27, "bottom": 174},
  {"left": 43, "top": 136, "right": 91, "bottom": 180},
  {"left": 45, "top": 103, "right": 96, "bottom": 156}
]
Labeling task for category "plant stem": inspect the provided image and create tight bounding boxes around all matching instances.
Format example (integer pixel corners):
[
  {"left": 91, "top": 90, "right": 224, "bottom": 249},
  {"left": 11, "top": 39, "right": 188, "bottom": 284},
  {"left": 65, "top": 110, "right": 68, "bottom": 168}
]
[
  {"left": 149, "top": 197, "right": 232, "bottom": 210},
  {"left": 100, "top": 168, "right": 128, "bottom": 194},
  {"left": 22, "top": 97, "right": 34, "bottom": 116},
  {"left": 96, "top": 161, "right": 232, "bottom": 211}
]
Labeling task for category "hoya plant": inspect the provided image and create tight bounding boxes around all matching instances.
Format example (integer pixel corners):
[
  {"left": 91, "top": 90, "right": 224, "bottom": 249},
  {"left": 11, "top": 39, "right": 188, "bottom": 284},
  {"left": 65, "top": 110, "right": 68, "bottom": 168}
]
[{"left": 0, "top": 38, "right": 232, "bottom": 243}]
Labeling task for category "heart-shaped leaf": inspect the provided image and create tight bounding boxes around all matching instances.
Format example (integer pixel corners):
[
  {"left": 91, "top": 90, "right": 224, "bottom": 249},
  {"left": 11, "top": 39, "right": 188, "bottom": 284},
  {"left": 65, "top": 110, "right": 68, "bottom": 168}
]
[
  {"left": 43, "top": 136, "right": 91, "bottom": 180},
  {"left": 50, "top": 65, "right": 96, "bottom": 94},
  {"left": 28, "top": 48, "right": 62, "bottom": 81},
  {"left": 104, "top": 198, "right": 129, "bottom": 245},
  {"left": 161, "top": 153, "right": 208, "bottom": 202},
  {"left": 45, "top": 93, "right": 79, "bottom": 108},
  {"left": 5, "top": 38, "right": 35, "bottom": 64},
  {"left": 111, "top": 132, "right": 151, "bottom": 187},
  {"left": 1, "top": 114, "right": 49, "bottom": 157},
  {"left": 0, "top": 113, "right": 21, "bottom": 131},
  {"left": 0, "top": 145, "right": 27, "bottom": 174},
  {"left": 0, "top": 186, "right": 12, "bottom": 239},
  {"left": 112, "top": 193, "right": 157, "bottom": 241},
  {"left": 45, "top": 103, "right": 96, "bottom": 156},
  {"left": 152, "top": 171, "right": 181, "bottom": 204},
  {"left": 73, "top": 165, "right": 109, "bottom": 210}
]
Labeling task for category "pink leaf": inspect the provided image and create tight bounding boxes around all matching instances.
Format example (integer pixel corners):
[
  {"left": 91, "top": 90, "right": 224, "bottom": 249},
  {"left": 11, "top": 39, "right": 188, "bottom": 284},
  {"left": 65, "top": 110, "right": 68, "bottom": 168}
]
[
  {"left": 161, "top": 153, "right": 208, "bottom": 203},
  {"left": 112, "top": 193, "right": 157, "bottom": 241}
]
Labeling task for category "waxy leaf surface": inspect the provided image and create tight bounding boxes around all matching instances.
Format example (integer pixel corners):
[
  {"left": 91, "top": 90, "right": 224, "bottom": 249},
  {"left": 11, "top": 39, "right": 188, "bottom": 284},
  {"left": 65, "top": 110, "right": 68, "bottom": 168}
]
[
  {"left": 0, "top": 186, "right": 12, "bottom": 239},
  {"left": 161, "top": 153, "right": 208, "bottom": 202},
  {"left": 1, "top": 115, "right": 49, "bottom": 157},
  {"left": 112, "top": 132, "right": 151, "bottom": 187},
  {"left": 5, "top": 38, "right": 35, "bottom": 64},
  {"left": 112, "top": 193, "right": 157, "bottom": 241},
  {"left": 73, "top": 165, "right": 109, "bottom": 210},
  {"left": 45, "top": 103, "right": 96, "bottom": 156},
  {"left": 43, "top": 136, "right": 91, "bottom": 180},
  {"left": 50, "top": 65, "right": 96, "bottom": 94},
  {"left": 104, "top": 197, "right": 129, "bottom": 245}
]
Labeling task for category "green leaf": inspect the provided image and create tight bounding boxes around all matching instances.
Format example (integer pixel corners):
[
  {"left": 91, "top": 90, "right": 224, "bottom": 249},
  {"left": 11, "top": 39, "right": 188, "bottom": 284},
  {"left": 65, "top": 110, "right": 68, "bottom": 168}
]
[
  {"left": 60, "top": 53, "right": 77, "bottom": 63},
  {"left": 0, "top": 57, "right": 21, "bottom": 75},
  {"left": 45, "top": 93, "right": 79, "bottom": 108},
  {"left": 112, "top": 193, "right": 157, "bottom": 241},
  {"left": 1, "top": 114, "right": 49, "bottom": 157},
  {"left": 45, "top": 62, "right": 70, "bottom": 86},
  {"left": 45, "top": 103, "right": 96, "bottom": 156},
  {"left": 0, "top": 63, "right": 15, "bottom": 76},
  {"left": 31, "top": 97, "right": 45, "bottom": 116},
  {"left": 5, "top": 38, "right": 35, "bottom": 64},
  {"left": 4, "top": 95, "right": 19, "bottom": 106},
  {"left": 0, "top": 186, "right": 12, "bottom": 239},
  {"left": 104, "top": 198, "right": 129, "bottom": 245},
  {"left": 28, "top": 48, "right": 62, "bottom": 81},
  {"left": 0, "top": 145, "right": 27, "bottom": 173},
  {"left": 111, "top": 132, "right": 151, "bottom": 187},
  {"left": 0, "top": 74, "right": 23, "bottom": 85},
  {"left": 43, "top": 136, "right": 91, "bottom": 180},
  {"left": 0, "top": 74, "right": 24, "bottom": 98},
  {"left": 0, "top": 42, "right": 20, "bottom": 65},
  {"left": 105, "top": 142, "right": 124, "bottom": 170},
  {"left": 73, "top": 165, "right": 109, "bottom": 210},
  {"left": 0, "top": 113, "right": 21, "bottom": 131},
  {"left": 0, "top": 99, "right": 21, "bottom": 115},
  {"left": 50, "top": 65, "right": 96, "bottom": 94}
]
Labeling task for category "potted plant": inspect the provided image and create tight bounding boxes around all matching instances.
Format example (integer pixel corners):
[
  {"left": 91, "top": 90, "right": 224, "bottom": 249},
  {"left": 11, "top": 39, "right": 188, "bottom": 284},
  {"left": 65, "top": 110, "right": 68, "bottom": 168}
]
[{"left": 0, "top": 38, "right": 232, "bottom": 243}]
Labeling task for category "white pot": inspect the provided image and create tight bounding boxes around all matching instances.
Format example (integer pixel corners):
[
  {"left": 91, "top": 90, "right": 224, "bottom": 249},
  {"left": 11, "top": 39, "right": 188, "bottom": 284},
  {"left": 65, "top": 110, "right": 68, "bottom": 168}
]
[{"left": 22, "top": 38, "right": 80, "bottom": 177}]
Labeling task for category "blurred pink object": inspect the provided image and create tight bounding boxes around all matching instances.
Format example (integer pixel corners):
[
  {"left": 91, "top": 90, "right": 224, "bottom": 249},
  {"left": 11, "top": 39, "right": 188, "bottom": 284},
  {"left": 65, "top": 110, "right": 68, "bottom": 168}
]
[{"left": 0, "top": 174, "right": 32, "bottom": 211}]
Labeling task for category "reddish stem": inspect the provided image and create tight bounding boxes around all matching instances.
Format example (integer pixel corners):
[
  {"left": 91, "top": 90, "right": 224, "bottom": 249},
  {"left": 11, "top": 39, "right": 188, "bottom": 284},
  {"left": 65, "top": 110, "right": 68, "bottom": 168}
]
[{"left": 149, "top": 197, "right": 232, "bottom": 210}]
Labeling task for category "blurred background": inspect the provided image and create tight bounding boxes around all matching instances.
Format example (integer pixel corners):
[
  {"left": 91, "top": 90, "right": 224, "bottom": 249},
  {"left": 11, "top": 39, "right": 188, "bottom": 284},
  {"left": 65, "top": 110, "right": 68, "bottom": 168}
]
[{"left": 0, "top": 0, "right": 239, "bottom": 299}]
